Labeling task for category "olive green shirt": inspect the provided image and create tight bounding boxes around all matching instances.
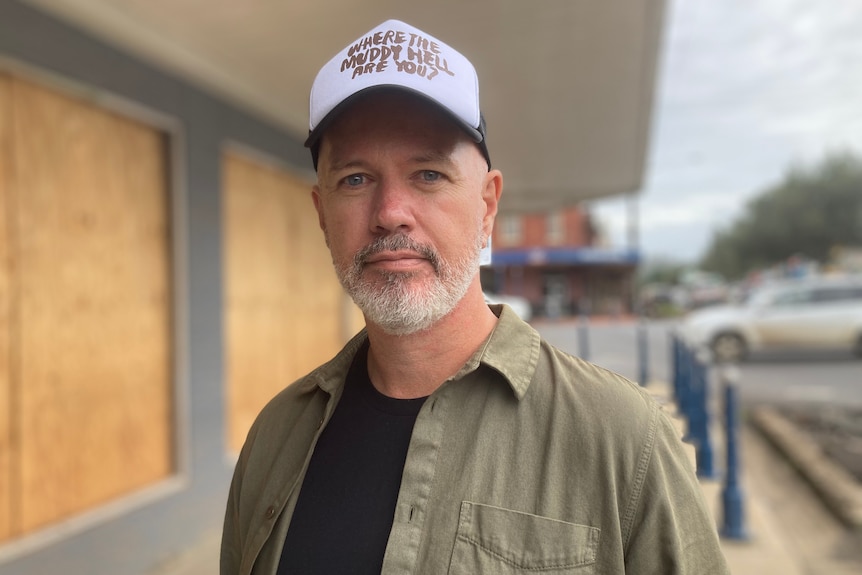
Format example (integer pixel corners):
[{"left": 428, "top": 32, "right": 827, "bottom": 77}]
[{"left": 221, "top": 305, "right": 729, "bottom": 574}]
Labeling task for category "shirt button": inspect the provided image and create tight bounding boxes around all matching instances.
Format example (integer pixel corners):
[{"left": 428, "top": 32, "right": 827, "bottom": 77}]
[{"left": 265, "top": 506, "right": 276, "bottom": 519}]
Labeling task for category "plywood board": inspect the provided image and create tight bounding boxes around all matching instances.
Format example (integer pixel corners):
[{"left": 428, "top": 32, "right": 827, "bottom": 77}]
[
  {"left": 223, "top": 153, "right": 350, "bottom": 452},
  {"left": 294, "top": 178, "right": 347, "bottom": 373},
  {"left": 0, "top": 73, "right": 14, "bottom": 542},
  {"left": 11, "top": 77, "right": 173, "bottom": 533}
]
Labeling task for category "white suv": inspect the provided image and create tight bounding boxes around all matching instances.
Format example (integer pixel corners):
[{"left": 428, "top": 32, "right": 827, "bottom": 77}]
[{"left": 679, "top": 275, "right": 862, "bottom": 362}]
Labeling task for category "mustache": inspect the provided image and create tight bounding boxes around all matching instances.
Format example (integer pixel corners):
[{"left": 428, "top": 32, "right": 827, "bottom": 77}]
[{"left": 355, "top": 234, "right": 440, "bottom": 272}]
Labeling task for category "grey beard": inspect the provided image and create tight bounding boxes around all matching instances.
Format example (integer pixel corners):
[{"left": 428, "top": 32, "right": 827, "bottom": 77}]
[{"left": 333, "top": 232, "right": 482, "bottom": 335}]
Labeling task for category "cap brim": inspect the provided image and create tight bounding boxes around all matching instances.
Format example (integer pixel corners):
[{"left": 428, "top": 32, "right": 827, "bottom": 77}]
[{"left": 305, "top": 85, "right": 489, "bottom": 170}]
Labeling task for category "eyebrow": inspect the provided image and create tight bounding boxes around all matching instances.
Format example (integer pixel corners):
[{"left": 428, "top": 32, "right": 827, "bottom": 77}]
[
  {"left": 324, "top": 150, "right": 457, "bottom": 176},
  {"left": 410, "top": 151, "right": 457, "bottom": 167},
  {"left": 324, "top": 158, "right": 365, "bottom": 176}
]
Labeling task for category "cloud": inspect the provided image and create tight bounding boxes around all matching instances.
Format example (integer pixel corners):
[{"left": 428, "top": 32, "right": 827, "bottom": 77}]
[{"left": 593, "top": 0, "right": 862, "bottom": 263}]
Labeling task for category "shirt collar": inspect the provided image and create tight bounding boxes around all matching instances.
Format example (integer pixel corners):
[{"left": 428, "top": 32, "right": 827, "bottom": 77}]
[
  {"left": 303, "top": 329, "right": 369, "bottom": 395},
  {"left": 303, "top": 304, "right": 541, "bottom": 401},
  {"left": 454, "top": 304, "right": 541, "bottom": 401}
]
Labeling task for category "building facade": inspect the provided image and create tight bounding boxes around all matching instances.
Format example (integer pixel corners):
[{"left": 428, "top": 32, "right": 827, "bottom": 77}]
[
  {"left": 484, "top": 206, "right": 639, "bottom": 318},
  {"left": 0, "top": 3, "right": 658, "bottom": 573},
  {"left": 0, "top": 4, "right": 363, "bottom": 574}
]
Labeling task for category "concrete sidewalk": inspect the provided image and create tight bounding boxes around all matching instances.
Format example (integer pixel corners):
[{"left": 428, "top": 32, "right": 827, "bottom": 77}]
[
  {"left": 153, "top": 383, "right": 855, "bottom": 575},
  {"left": 652, "top": 377, "right": 862, "bottom": 575},
  {"left": 641, "top": 383, "right": 802, "bottom": 575},
  {"left": 702, "top": 478, "right": 804, "bottom": 575}
]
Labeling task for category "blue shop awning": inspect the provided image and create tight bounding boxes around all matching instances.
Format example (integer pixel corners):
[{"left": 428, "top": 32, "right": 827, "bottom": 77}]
[{"left": 491, "top": 247, "right": 639, "bottom": 267}]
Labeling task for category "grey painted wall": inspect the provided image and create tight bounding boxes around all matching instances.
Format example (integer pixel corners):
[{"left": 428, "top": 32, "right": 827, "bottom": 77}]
[{"left": 0, "top": 2, "right": 310, "bottom": 573}]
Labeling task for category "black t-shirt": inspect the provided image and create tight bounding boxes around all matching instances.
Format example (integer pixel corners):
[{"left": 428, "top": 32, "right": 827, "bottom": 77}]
[{"left": 277, "top": 343, "right": 427, "bottom": 574}]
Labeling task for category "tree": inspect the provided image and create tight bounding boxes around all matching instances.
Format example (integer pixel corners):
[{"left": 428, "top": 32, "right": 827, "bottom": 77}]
[{"left": 700, "top": 152, "right": 862, "bottom": 279}]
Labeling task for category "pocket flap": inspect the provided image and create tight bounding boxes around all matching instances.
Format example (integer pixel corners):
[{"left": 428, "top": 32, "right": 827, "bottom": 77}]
[{"left": 456, "top": 502, "right": 600, "bottom": 570}]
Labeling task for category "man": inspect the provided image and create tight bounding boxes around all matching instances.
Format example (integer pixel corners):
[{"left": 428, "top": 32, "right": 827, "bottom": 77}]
[{"left": 221, "top": 19, "right": 729, "bottom": 575}]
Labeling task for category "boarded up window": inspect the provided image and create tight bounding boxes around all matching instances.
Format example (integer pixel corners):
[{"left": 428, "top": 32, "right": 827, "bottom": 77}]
[
  {"left": 223, "top": 152, "right": 355, "bottom": 452},
  {"left": 0, "top": 73, "right": 174, "bottom": 539}
]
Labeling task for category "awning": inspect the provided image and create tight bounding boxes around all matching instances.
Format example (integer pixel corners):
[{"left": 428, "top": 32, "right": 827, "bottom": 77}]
[
  {"left": 491, "top": 247, "right": 640, "bottom": 267},
  {"left": 22, "top": 0, "right": 667, "bottom": 212}
]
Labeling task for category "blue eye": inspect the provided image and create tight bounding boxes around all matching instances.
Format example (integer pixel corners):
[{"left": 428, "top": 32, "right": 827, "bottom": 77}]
[
  {"left": 344, "top": 174, "right": 364, "bottom": 186},
  {"left": 421, "top": 171, "right": 441, "bottom": 182}
]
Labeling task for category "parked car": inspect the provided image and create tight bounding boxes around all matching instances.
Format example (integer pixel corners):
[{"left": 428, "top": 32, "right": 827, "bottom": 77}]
[
  {"left": 676, "top": 269, "right": 730, "bottom": 310},
  {"left": 483, "top": 290, "right": 533, "bottom": 322},
  {"left": 678, "top": 275, "right": 862, "bottom": 362}
]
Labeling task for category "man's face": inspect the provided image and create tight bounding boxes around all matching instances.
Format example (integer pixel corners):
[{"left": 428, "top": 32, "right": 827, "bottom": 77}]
[{"left": 312, "top": 92, "right": 501, "bottom": 335}]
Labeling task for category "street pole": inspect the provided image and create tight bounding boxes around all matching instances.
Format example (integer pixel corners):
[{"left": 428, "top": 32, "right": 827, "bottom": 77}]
[
  {"left": 720, "top": 364, "right": 749, "bottom": 540},
  {"left": 637, "top": 318, "right": 649, "bottom": 386}
]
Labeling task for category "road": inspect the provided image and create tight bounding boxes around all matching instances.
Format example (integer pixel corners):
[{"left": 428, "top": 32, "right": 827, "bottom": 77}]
[{"left": 534, "top": 318, "right": 862, "bottom": 409}]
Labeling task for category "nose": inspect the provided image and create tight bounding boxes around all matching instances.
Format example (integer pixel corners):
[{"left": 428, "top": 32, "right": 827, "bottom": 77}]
[{"left": 370, "top": 178, "right": 416, "bottom": 235}]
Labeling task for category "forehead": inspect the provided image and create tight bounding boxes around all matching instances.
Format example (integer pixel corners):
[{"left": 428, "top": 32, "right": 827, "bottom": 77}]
[{"left": 318, "top": 91, "right": 472, "bottom": 164}]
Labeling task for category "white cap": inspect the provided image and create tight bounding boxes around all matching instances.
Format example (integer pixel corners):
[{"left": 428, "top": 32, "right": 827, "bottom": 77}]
[{"left": 305, "top": 19, "right": 489, "bottom": 168}]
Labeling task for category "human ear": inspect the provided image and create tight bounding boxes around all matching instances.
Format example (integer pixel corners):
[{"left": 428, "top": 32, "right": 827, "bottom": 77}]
[
  {"left": 312, "top": 185, "right": 326, "bottom": 233},
  {"left": 481, "top": 169, "right": 503, "bottom": 238}
]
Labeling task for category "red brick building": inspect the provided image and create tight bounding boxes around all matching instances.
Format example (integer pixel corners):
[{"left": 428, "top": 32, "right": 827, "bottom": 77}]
[{"left": 483, "top": 205, "right": 638, "bottom": 318}]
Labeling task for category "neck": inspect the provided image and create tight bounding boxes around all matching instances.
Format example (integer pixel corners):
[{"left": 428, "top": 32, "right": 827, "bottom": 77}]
[{"left": 364, "top": 282, "right": 498, "bottom": 399}]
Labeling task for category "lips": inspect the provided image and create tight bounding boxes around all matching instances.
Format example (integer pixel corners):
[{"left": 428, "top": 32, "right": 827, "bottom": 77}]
[
  {"left": 364, "top": 251, "right": 427, "bottom": 264},
  {"left": 355, "top": 234, "right": 440, "bottom": 274},
  {"left": 363, "top": 251, "right": 429, "bottom": 273}
]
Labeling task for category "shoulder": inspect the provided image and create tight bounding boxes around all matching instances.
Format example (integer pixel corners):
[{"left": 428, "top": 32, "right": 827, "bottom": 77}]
[
  {"left": 484, "top": 309, "right": 657, "bottom": 426},
  {"left": 528, "top": 337, "right": 695, "bottom": 484},
  {"left": 532, "top": 338, "right": 662, "bottom": 433},
  {"left": 479, "top": 311, "right": 665, "bottom": 447}
]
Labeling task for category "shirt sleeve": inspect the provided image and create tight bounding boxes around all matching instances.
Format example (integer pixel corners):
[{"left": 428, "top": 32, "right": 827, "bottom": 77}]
[
  {"left": 622, "top": 406, "right": 730, "bottom": 575},
  {"left": 221, "top": 446, "right": 246, "bottom": 574}
]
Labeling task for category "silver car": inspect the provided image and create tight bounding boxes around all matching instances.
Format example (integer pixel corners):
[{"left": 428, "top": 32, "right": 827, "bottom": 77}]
[{"left": 679, "top": 275, "right": 862, "bottom": 362}]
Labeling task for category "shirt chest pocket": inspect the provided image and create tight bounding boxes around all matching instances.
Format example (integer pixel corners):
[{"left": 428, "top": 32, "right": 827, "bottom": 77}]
[{"left": 448, "top": 502, "right": 600, "bottom": 574}]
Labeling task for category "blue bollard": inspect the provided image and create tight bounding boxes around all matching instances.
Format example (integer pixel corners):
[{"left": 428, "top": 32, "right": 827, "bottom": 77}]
[
  {"left": 673, "top": 336, "right": 686, "bottom": 408},
  {"left": 720, "top": 365, "right": 749, "bottom": 539},
  {"left": 693, "top": 352, "right": 717, "bottom": 479},
  {"left": 671, "top": 337, "right": 717, "bottom": 478},
  {"left": 685, "top": 348, "right": 704, "bottom": 443},
  {"left": 637, "top": 320, "right": 649, "bottom": 386},
  {"left": 685, "top": 350, "right": 701, "bottom": 442},
  {"left": 577, "top": 314, "right": 590, "bottom": 360},
  {"left": 679, "top": 342, "right": 695, "bottom": 441},
  {"left": 671, "top": 334, "right": 682, "bottom": 402},
  {"left": 674, "top": 335, "right": 691, "bottom": 417}
]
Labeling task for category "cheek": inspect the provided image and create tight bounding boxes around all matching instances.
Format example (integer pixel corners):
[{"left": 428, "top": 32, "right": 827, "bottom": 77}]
[
  {"left": 321, "top": 221, "right": 362, "bottom": 262},
  {"left": 319, "top": 199, "right": 359, "bottom": 236},
  {"left": 324, "top": 197, "right": 371, "bottom": 229}
]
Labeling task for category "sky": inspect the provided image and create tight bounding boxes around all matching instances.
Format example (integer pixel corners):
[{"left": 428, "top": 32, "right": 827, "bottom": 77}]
[{"left": 591, "top": 0, "right": 862, "bottom": 264}]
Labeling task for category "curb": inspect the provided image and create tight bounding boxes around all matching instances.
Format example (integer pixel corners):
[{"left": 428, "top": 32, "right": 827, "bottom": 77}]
[{"left": 750, "top": 407, "right": 862, "bottom": 529}]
